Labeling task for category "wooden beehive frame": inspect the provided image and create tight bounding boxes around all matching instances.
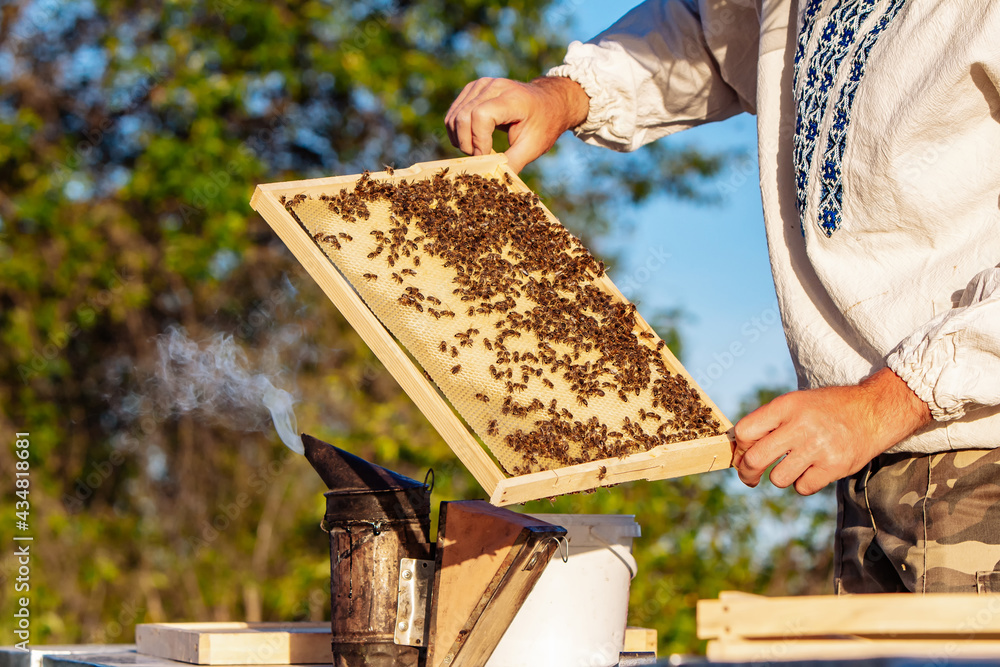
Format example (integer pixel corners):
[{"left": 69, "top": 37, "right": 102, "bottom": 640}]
[
  {"left": 250, "top": 154, "right": 734, "bottom": 505},
  {"left": 698, "top": 591, "right": 1000, "bottom": 661}
]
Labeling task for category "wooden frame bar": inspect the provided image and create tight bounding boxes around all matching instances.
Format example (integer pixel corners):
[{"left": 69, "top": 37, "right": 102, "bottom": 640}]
[
  {"left": 699, "top": 592, "right": 1000, "bottom": 662},
  {"left": 135, "top": 622, "right": 331, "bottom": 665},
  {"left": 250, "top": 154, "right": 734, "bottom": 505}
]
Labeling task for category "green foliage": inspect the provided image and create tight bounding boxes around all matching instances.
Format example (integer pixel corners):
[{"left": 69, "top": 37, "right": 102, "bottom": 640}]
[{"left": 0, "top": 0, "right": 829, "bottom": 656}]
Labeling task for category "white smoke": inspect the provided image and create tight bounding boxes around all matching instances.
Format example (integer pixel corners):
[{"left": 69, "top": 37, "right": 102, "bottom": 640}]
[{"left": 136, "top": 326, "right": 303, "bottom": 454}]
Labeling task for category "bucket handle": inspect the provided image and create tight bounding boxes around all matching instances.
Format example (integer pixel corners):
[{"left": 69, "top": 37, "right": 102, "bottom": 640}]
[
  {"left": 544, "top": 535, "right": 570, "bottom": 563},
  {"left": 588, "top": 528, "right": 638, "bottom": 579}
]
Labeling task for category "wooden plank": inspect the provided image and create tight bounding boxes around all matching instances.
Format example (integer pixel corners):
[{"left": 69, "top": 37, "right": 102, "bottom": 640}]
[
  {"left": 135, "top": 623, "right": 330, "bottom": 665},
  {"left": 46, "top": 653, "right": 327, "bottom": 667},
  {"left": 698, "top": 594, "right": 1000, "bottom": 640},
  {"left": 250, "top": 159, "right": 505, "bottom": 495},
  {"left": 490, "top": 433, "right": 733, "bottom": 506},
  {"left": 707, "top": 638, "right": 1000, "bottom": 662},
  {"left": 623, "top": 627, "right": 657, "bottom": 654},
  {"left": 427, "top": 501, "right": 565, "bottom": 667}
]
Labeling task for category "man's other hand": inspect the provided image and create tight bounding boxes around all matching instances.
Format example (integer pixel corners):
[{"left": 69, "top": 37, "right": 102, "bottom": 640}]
[
  {"left": 445, "top": 77, "right": 589, "bottom": 173},
  {"left": 732, "top": 368, "right": 932, "bottom": 495}
]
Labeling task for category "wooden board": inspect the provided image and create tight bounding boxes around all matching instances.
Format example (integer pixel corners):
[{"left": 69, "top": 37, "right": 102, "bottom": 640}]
[
  {"left": 623, "top": 627, "right": 657, "bottom": 654},
  {"left": 698, "top": 593, "right": 1000, "bottom": 640},
  {"left": 427, "top": 501, "right": 565, "bottom": 667},
  {"left": 250, "top": 154, "right": 734, "bottom": 505},
  {"left": 42, "top": 651, "right": 326, "bottom": 667},
  {"left": 135, "top": 623, "right": 330, "bottom": 665},
  {"left": 707, "top": 638, "right": 1000, "bottom": 661},
  {"left": 699, "top": 592, "right": 1000, "bottom": 662}
]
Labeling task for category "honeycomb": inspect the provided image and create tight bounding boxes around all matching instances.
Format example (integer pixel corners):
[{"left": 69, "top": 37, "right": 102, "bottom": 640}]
[{"left": 283, "top": 168, "right": 721, "bottom": 475}]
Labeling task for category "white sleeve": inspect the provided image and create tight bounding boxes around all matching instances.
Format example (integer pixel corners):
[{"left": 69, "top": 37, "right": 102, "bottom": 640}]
[
  {"left": 546, "top": 0, "right": 760, "bottom": 152},
  {"left": 887, "top": 266, "right": 1000, "bottom": 422}
]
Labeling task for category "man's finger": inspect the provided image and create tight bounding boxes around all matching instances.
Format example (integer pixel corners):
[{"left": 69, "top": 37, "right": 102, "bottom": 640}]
[
  {"left": 445, "top": 81, "right": 479, "bottom": 148},
  {"left": 793, "top": 466, "right": 831, "bottom": 496},
  {"left": 469, "top": 105, "right": 498, "bottom": 156},
  {"left": 447, "top": 82, "right": 494, "bottom": 153},
  {"left": 450, "top": 107, "right": 476, "bottom": 155},
  {"left": 734, "top": 393, "right": 790, "bottom": 445},
  {"left": 737, "top": 429, "right": 795, "bottom": 487},
  {"left": 768, "top": 448, "right": 811, "bottom": 489}
]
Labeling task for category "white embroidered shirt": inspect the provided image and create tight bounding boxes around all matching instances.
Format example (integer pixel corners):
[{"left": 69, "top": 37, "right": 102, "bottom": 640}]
[{"left": 548, "top": 0, "right": 1000, "bottom": 453}]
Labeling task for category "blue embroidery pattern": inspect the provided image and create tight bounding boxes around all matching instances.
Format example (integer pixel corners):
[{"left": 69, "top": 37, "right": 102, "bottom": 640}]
[
  {"left": 816, "top": 0, "right": 907, "bottom": 235},
  {"left": 792, "top": 0, "right": 908, "bottom": 237}
]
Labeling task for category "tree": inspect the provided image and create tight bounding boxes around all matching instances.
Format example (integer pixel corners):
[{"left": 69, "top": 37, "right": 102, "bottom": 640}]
[{"left": 0, "top": 0, "right": 827, "bottom": 655}]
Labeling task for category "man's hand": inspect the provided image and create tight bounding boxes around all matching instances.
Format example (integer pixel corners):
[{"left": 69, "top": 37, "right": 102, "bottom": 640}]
[
  {"left": 733, "top": 368, "right": 932, "bottom": 495},
  {"left": 445, "top": 77, "right": 590, "bottom": 173}
]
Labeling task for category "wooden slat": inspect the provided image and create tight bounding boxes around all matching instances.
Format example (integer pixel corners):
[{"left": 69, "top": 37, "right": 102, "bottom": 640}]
[
  {"left": 623, "top": 627, "right": 658, "bottom": 654},
  {"left": 708, "top": 639, "right": 1000, "bottom": 662},
  {"left": 698, "top": 593, "right": 1000, "bottom": 640},
  {"left": 250, "top": 157, "right": 506, "bottom": 494},
  {"left": 135, "top": 623, "right": 330, "bottom": 665},
  {"left": 490, "top": 433, "right": 733, "bottom": 506}
]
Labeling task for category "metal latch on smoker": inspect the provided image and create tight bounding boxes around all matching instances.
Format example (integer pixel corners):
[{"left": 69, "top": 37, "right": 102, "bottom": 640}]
[{"left": 394, "top": 558, "right": 434, "bottom": 647}]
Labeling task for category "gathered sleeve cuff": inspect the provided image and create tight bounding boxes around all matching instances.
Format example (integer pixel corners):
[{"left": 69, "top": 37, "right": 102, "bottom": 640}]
[
  {"left": 545, "top": 0, "right": 759, "bottom": 152},
  {"left": 887, "top": 266, "right": 1000, "bottom": 422}
]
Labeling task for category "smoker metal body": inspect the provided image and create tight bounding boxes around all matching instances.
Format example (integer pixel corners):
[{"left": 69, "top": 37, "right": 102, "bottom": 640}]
[{"left": 303, "top": 434, "right": 433, "bottom": 667}]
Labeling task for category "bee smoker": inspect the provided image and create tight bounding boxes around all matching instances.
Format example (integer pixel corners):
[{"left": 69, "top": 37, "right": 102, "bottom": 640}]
[{"left": 302, "top": 434, "right": 433, "bottom": 667}]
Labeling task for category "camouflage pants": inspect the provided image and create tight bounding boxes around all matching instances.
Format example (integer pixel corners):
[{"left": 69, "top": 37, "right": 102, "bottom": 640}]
[{"left": 836, "top": 448, "right": 1000, "bottom": 594}]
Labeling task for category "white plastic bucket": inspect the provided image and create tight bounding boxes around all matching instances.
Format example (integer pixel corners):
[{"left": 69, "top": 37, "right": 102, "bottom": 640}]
[{"left": 485, "top": 513, "right": 641, "bottom": 667}]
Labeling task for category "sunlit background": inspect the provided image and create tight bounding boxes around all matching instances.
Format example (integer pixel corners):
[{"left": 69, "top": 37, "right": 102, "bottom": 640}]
[{"left": 0, "top": 0, "right": 827, "bottom": 656}]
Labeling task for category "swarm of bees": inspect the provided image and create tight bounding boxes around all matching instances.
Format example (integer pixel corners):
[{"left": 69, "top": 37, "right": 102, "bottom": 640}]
[{"left": 284, "top": 167, "right": 721, "bottom": 476}]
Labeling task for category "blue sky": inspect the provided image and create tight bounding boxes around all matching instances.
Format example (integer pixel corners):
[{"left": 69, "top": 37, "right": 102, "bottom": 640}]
[{"left": 564, "top": 2, "right": 797, "bottom": 419}]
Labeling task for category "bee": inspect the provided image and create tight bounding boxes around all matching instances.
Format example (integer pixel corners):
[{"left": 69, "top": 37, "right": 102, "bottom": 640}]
[
  {"left": 487, "top": 420, "right": 499, "bottom": 436},
  {"left": 339, "top": 232, "right": 353, "bottom": 241},
  {"left": 451, "top": 346, "right": 458, "bottom": 357},
  {"left": 362, "top": 273, "right": 377, "bottom": 281},
  {"left": 427, "top": 296, "right": 442, "bottom": 306},
  {"left": 391, "top": 272, "right": 403, "bottom": 284},
  {"left": 439, "top": 341, "right": 448, "bottom": 353},
  {"left": 401, "top": 268, "right": 417, "bottom": 276},
  {"left": 542, "top": 378, "right": 554, "bottom": 389},
  {"left": 475, "top": 393, "right": 490, "bottom": 403},
  {"left": 413, "top": 256, "right": 421, "bottom": 266},
  {"left": 503, "top": 172, "right": 513, "bottom": 185},
  {"left": 451, "top": 364, "right": 461, "bottom": 374},
  {"left": 384, "top": 164, "right": 395, "bottom": 176},
  {"left": 639, "top": 331, "right": 654, "bottom": 339}
]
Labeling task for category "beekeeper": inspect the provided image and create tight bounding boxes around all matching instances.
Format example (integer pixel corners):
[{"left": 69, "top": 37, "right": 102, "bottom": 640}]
[{"left": 445, "top": 0, "right": 1000, "bottom": 594}]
